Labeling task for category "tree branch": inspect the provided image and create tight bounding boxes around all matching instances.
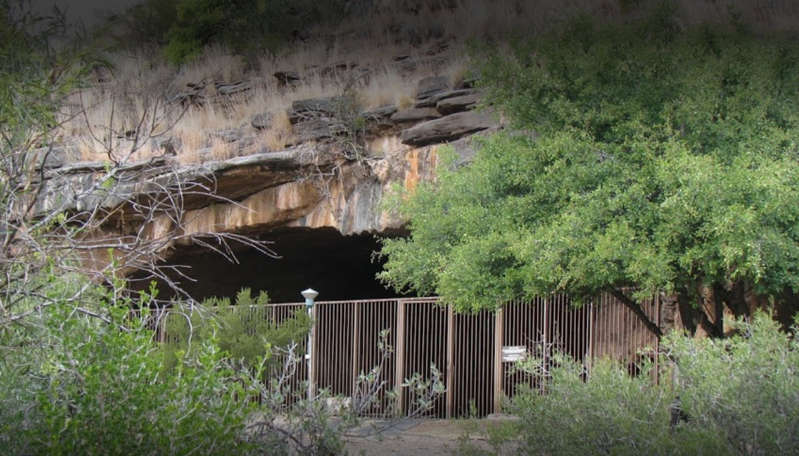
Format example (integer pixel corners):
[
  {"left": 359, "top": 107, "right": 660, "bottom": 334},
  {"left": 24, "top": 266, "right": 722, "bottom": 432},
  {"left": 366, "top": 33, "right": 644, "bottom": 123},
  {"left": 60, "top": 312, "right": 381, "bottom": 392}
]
[{"left": 608, "top": 288, "right": 663, "bottom": 339}]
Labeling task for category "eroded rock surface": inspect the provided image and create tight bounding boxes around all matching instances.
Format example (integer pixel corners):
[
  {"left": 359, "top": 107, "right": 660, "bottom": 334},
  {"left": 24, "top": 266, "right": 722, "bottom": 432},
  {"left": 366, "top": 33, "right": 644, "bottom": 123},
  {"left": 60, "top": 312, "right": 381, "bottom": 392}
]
[
  {"left": 43, "top": 74, "right": 502, "bottom": 268},
  {"left": 399, "top": 110, "right": 496, "bottom": 146}
]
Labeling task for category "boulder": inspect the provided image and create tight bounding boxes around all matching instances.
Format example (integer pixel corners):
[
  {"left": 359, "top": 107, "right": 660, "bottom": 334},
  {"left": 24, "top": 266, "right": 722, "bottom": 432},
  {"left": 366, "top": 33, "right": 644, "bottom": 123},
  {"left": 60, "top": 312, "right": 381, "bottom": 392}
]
[
  {"left": 214, "top": 80, "right": 250, "bottom": 96},
  {"left": 320, "top": 61, "right": 358, "bottom": 78},
  {"left": 415, "top": 88, "right": 476, "bottom": 108},
  {"left": 399, "top": 110, "right": 496, "bottom": 146},
  {"left": 30, "top": 144, "right": 78, "bottom": 170},
  {"left": 210, "top": 128, "right": 244, "bottom": 143},
  {"left": 361, "top": 105, "right": 397, "bottom": 121},
  {"left": 390, "top": 107, "right": 442, "bottom": 123},
  {"left": 436, "top": 93, "right": 480, "bottom": 115},
  {"left": 415, "top": 75, "right": 449, "bottom": 99},
  {"left": 455, "top": 75, "right": 479, "bottom": 89},
  {"left": 293, "top": 118, "right": 346, "bottom": 143}
]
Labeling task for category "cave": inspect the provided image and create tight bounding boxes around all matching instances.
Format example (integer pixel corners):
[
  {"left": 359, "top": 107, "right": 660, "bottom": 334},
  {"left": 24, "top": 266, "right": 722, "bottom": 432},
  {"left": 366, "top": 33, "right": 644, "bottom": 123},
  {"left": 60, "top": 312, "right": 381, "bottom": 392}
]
[{"left": 139, "top": 227, "right": 409, "bottom": 303}]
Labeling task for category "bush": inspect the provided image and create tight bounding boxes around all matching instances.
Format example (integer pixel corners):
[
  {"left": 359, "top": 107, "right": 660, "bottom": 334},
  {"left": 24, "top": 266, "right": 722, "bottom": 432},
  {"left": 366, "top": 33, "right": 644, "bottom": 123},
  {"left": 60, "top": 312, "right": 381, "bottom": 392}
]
[
  {"left": 477, "top": 312, "right": 798, "bottom": 456},
  {"left": 509, "top": 358, "right": 715, "bottom": 455},
  {"left": 0, "top": 299, "right": 260, "bottom": 455},
  {"left": 162, "top": 288, "right": 311, "bottom": 372},
  {"left": 668, "top": 314, "right": 799, "bottom": 455}
]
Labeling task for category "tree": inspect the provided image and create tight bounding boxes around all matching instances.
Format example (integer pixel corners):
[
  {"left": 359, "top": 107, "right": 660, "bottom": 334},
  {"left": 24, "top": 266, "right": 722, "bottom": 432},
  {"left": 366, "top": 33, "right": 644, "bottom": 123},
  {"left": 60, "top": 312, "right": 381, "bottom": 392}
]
[{"left": 378, "top": 8, "right": 799, "bottom": 335}]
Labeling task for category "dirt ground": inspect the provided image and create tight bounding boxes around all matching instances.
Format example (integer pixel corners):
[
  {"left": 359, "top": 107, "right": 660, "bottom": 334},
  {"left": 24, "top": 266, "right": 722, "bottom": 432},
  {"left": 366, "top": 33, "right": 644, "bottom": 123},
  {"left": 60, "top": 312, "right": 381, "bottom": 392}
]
[{"left": 344, "top": 419, "right": 501, "bottom": 456}]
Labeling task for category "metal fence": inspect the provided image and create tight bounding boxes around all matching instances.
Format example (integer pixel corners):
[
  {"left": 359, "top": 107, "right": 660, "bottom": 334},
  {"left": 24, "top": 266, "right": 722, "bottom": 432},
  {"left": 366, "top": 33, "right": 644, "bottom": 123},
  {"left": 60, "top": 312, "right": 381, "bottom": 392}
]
[{"left": 150, "top": 293, "right": 660, "bottom": 418}]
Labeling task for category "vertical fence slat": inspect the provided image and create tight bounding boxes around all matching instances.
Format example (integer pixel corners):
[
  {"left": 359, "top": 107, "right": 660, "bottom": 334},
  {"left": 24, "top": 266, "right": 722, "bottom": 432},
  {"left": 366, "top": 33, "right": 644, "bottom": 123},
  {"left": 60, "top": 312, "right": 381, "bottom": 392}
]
[
  {"left": 445, "top": 302, "right": 454, "bottom": 418},
  {"left": 395, "top": 300, "right": 406, "bottom": 416},
  {"left": 351, "top": 302, "right": 360, "bottom": 396}
]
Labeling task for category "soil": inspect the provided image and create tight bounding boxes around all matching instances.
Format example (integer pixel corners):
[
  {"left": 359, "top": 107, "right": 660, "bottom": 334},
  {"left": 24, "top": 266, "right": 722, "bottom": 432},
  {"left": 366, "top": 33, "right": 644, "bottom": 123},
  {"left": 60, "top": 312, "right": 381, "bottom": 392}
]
[{"left": 344, "top": 419, "right": 496, "bottom": 456}]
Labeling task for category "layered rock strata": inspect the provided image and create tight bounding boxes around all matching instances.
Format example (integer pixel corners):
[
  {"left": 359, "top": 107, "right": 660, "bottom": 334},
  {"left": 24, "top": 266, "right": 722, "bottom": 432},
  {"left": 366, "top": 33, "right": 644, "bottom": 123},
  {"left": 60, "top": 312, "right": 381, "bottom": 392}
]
[{"left": 39, "top": 75, "right": 502, "bottom": 263}]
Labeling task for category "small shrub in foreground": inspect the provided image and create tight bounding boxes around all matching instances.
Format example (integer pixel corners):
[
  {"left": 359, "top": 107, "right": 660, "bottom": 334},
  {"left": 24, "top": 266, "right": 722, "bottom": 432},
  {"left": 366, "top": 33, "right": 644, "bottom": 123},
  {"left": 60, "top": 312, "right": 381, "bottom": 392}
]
[
  {"left": 466, "top": 312, "right": 797, "bottom": 456},
  {"left": 0, "top": 304, "right": 259, "bottom": 455}
]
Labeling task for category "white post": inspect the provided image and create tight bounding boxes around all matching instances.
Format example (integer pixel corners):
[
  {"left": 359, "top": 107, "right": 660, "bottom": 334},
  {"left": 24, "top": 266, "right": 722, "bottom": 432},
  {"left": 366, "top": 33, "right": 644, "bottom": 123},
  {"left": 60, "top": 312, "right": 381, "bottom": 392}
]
[{"left": 301, "top": 288, "right": 319, "bottom": 402}]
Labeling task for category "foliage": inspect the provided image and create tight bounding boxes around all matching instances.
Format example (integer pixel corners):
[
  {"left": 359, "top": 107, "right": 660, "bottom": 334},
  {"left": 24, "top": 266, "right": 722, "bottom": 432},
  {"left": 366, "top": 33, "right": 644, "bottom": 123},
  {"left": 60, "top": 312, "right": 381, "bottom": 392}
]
[
  {"left": 0, "top": 290, "right": 260, "bottom": 455},
  {"left": 0, "top": 1, "right": 97, "bottom": 328},
  {"left": 666, "top": 313, "right": 799, "bottom": 454},
  {"left": 105, "top": 0, "right": 179, "bottom": 48},
  {"left": 508, "top": 358, "right": 715, "bottom": 455},
  {"left": 163, "top": 287, "right": 311, "bottom": 371},
  {"left": 459, "top": 312, "right": 797, "bottom": 455},
  {"left": 378, "top": 7, "right": 799, "bottom": 330},
  {"left": 0, "top": 1, "right": 86, "bottom": 141}
]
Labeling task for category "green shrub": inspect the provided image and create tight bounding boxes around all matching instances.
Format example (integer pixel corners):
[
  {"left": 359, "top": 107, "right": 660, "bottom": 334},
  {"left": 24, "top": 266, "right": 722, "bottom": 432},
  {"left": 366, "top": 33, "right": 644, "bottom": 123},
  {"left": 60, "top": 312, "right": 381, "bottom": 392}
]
[
  {"left": 0, "top": 302, "right": 261, "bottom": 455},
  {"left": 160, "top": 0, "right": 354, "bottom": 64},
  {"left": 668, "top": 314, "right": 799, "bottom": 455},
  {"left": 508, "top": 357, "right": 715, "bottom": 455},
  {"left": 162, "top": 288, "right": 311, "bottom": 372},
  {"left": 478, "top": 312, "right": 798, "bottom": 456}
]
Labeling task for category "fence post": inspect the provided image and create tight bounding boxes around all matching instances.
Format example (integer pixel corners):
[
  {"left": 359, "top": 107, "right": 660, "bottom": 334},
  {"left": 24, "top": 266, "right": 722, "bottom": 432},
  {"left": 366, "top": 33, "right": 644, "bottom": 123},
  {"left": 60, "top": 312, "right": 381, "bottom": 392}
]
[
  {"left": 446, "top": 303, "right": 454, "bottom": 418},
  {"left": 394, "top": 299, "right": 406, "bottom": 415},
  {"left": 351, "top": 301, "right": 360, "bottom": 396},
  {"left": 301, "top": 289, "right": 319, "bottom": 402},
  {"left": 493, "top": 307, "right": 503, "bottom": 414}
]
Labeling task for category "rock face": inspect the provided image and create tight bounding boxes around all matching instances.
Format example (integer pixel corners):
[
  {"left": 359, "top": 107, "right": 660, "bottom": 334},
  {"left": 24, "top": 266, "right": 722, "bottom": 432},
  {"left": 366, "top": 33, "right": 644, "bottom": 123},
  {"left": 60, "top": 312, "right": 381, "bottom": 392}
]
[
  {"left": 44, "top": 74, "right": 502, "bottom": 269},
  {"left": 436, "top": 93, "right": 480, "bottom": 114},
  {"left": 399, "top": 110, "right": 495, "bottom": 146}
]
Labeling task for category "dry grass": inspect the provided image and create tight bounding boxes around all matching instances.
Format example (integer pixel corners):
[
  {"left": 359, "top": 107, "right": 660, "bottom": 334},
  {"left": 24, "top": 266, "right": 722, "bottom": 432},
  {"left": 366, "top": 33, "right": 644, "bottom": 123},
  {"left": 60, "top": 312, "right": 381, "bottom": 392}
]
[
  {"left": 261, "top": 110, "right": 294, "bottom": 152},
  {"left": 60, "top": 41, "right": 439, "bottom": 164}
]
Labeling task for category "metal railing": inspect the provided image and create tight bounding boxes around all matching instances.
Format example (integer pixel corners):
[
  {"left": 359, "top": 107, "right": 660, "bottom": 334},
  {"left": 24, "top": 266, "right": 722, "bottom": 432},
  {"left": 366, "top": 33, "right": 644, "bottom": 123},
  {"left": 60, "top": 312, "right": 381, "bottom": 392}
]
[{"left": 150, "top": 293, "right": 661, "bottom": 418}]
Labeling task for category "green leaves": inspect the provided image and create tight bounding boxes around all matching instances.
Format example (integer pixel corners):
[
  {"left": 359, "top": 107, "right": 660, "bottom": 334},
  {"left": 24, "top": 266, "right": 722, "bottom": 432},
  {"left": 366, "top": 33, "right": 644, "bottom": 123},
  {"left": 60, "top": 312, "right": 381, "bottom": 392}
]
[
  {"left": 164, "top": 288, "right": 311, "bottom": 371},
  {"left": 161, "top": 0, "right": 354, "bottom": 64},
  {"left": 380, "top": 11, "right": 799, "bottom": 317},
  {"left": 0, "top": 300, "right": 260, "bottom": 455}
]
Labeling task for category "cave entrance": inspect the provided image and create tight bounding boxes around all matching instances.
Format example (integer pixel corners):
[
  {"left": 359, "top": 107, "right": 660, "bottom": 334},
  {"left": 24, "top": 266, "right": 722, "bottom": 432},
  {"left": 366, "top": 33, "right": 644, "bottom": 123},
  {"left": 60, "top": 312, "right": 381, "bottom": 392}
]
[{"left": 147, "top": 227, "right": 407, "bottom": 303}]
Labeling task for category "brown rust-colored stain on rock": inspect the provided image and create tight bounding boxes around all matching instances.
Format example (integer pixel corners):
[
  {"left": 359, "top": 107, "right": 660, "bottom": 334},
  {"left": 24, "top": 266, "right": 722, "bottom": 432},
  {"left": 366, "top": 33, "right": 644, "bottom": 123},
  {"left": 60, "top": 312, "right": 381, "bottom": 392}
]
[
  {"left": 403, "top": 146, "right": 439, "bottom": 193},
  {"left": 404, "top": 149, "right": 420, "bottom": 192}
]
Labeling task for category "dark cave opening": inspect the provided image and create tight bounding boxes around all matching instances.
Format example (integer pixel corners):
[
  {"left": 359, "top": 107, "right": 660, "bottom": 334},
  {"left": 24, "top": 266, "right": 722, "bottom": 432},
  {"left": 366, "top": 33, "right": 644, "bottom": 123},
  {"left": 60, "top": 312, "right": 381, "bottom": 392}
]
[{"left": 138, "top": 227, "right": 410, "bottom": 303}]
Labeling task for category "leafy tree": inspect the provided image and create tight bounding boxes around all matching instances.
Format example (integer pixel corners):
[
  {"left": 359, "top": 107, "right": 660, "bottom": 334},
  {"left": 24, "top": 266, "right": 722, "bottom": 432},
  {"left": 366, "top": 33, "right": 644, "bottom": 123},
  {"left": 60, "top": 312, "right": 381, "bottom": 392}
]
[{"left": 379, "top": 8, "right": 799, "bottom": 335}]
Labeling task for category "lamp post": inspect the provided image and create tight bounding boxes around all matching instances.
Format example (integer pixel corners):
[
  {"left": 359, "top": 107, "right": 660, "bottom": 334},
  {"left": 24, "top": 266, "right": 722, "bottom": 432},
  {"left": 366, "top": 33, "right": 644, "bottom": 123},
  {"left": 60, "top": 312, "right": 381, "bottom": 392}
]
[{"left": 301, "top": 288, "right": 318, "bottom": 402}]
